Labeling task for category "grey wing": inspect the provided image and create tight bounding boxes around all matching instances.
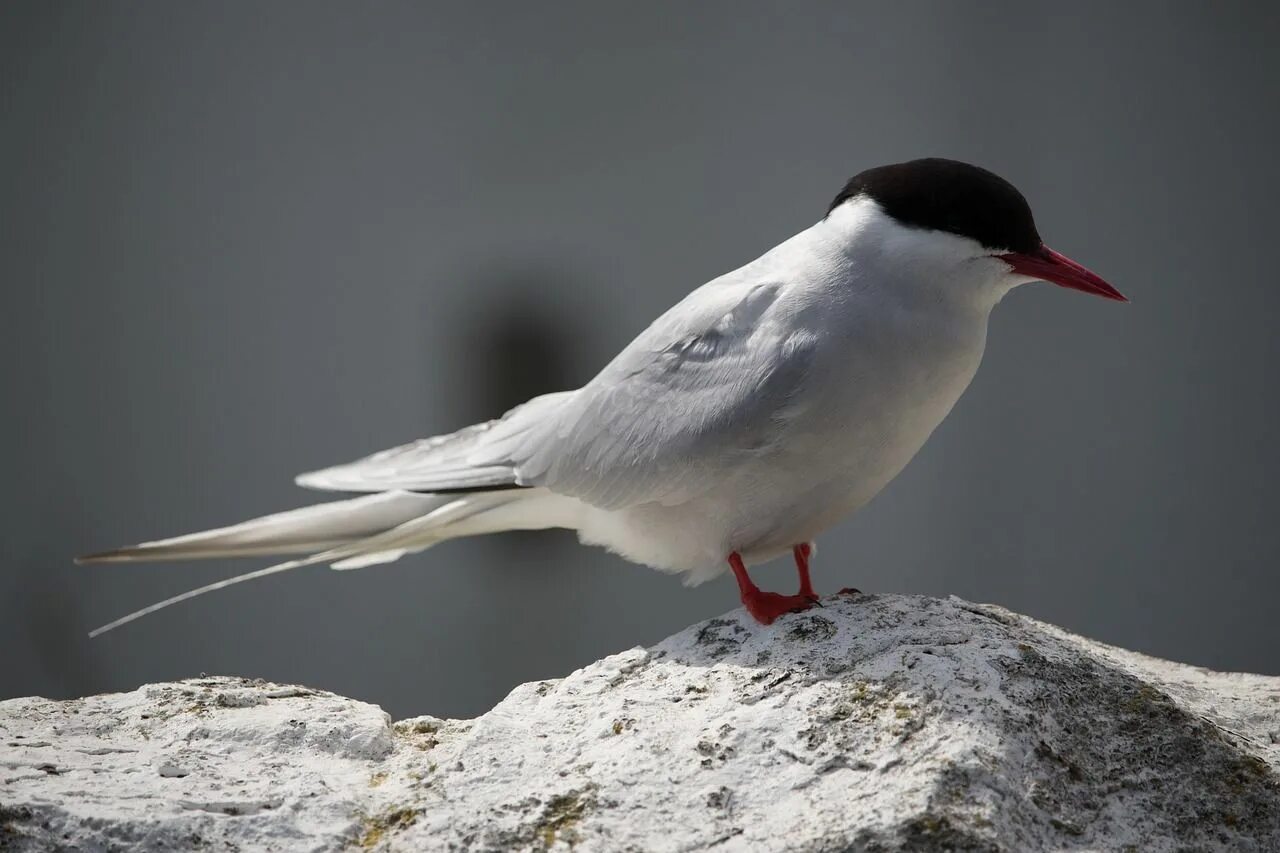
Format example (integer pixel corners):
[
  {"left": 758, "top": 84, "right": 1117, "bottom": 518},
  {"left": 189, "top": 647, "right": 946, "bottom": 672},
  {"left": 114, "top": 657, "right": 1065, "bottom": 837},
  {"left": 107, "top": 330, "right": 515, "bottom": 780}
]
[
  {"left": 295, "top": 391, "right": 574, "bottom": 493},
  {"left": 511, "top": 280, "right": 818, "bottom": 509},
  {"left": 297, "top": 279, "right": 816, "bottom": 506}
]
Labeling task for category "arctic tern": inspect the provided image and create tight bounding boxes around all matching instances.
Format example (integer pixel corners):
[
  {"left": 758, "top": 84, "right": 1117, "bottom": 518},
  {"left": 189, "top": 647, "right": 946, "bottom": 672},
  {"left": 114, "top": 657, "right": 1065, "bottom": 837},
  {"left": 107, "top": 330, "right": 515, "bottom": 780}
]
[{"left": 81, "top": 158, "right": 1126, "bottom": 635}]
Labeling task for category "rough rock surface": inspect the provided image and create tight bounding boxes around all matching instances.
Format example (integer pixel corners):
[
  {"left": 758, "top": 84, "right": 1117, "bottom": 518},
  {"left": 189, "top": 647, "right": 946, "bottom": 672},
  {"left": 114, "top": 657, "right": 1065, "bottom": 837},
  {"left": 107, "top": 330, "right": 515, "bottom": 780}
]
[{"left": 3, "top": 594, "right": 1279, "bottom": 851}]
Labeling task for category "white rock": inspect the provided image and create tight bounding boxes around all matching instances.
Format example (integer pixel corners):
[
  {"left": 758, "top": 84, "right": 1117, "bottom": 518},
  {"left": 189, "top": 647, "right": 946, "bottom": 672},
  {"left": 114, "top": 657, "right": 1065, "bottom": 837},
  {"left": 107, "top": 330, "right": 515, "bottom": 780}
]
[{"left": 3, "top": 594, "right": 1279, "bottom": 851}]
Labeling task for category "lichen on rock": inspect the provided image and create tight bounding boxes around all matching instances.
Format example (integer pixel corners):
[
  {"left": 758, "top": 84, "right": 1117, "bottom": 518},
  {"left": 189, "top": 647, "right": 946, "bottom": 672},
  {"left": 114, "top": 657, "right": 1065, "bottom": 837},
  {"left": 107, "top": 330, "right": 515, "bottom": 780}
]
[{"left": 2, "top": 594, "right": 1278, "bottom": 851}]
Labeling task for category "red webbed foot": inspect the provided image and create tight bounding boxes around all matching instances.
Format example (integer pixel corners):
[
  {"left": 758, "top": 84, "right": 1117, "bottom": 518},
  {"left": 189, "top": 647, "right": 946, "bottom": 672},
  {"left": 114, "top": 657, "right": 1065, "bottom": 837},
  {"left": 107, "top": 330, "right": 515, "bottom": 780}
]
[
  {"left": 740, "top": 588, "right": 821, "bottom": 625},
  {"left": 728, "top": 550, "right": 822, "bottom": 626}
]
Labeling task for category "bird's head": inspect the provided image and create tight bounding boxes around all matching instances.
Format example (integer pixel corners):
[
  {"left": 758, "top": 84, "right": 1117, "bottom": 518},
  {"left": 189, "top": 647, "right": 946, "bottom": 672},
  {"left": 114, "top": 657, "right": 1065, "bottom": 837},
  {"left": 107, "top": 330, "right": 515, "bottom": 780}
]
[{"left": 827, "top": 158, "right": 1127, "bottom": 304}]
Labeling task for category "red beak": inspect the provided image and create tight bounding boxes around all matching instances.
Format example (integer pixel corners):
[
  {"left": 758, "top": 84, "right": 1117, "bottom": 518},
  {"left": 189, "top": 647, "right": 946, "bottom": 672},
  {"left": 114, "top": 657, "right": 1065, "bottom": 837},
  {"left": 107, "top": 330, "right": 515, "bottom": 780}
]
[{"left": 998, "top": 246, "right": 1128, "bottom": 303}]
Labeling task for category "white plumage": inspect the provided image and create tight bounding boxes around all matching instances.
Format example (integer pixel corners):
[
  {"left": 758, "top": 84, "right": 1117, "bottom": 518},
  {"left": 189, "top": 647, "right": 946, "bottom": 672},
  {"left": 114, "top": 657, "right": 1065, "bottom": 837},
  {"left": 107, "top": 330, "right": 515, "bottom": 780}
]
[{"left": 83, "top": 162, "right": 1124, "bottom": 634}]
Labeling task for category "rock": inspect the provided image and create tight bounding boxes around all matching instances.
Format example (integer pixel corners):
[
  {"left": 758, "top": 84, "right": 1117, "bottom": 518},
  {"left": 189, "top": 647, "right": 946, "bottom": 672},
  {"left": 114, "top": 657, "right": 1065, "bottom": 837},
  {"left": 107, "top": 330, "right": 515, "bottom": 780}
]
[{"left": 2, "top": 594, "right": 1279, "bottom": 851}]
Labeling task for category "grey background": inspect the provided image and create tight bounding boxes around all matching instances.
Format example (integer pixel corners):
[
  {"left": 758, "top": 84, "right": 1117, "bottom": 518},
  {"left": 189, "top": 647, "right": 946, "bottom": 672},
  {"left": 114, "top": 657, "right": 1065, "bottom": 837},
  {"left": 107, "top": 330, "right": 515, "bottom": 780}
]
[{"left": 3, "top": 2, "right": 1278, "bottom": 719}]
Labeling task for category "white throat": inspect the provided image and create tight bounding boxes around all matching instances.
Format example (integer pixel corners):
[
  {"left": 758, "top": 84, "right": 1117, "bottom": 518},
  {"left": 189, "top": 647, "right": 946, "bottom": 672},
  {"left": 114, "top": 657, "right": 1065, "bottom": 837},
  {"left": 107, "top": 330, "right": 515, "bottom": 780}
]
[{"left": 816, "top": 197, "right": 1022, "bottom": 312}]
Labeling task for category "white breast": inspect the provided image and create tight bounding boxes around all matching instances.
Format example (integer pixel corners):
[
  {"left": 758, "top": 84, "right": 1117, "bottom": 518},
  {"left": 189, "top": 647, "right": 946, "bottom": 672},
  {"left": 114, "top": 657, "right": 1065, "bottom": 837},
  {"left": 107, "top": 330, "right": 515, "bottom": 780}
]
[{"left": 575, "top": 200, "right": 1005, "bottom": 583}]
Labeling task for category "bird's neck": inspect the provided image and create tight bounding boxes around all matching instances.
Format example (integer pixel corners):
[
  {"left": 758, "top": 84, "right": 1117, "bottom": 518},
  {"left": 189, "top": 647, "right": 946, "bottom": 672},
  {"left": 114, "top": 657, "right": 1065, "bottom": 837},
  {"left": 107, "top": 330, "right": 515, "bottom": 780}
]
[{"left": 805, "top": 198, "right": 1014, "bottom": 317}]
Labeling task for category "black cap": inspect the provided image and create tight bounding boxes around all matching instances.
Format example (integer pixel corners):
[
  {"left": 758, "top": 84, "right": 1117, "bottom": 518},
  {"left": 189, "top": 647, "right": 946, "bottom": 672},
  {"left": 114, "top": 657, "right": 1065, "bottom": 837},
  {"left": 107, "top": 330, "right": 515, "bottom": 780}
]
[{"left": 828, "top": 158, "right": 1042, "bottom": 254}]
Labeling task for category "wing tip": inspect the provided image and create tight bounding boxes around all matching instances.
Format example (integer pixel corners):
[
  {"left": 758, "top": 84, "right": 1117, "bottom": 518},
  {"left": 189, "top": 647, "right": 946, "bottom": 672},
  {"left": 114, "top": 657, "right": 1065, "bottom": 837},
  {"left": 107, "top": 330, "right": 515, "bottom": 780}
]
[
  {"left": 76, "top": 544, "right": 189, "bottom": 564},
  {"left": 294, "top": 471, "right": 332, "bottom": 491},
  {"left": 76, "top": 549, "right": 138, "bottom": 565}
]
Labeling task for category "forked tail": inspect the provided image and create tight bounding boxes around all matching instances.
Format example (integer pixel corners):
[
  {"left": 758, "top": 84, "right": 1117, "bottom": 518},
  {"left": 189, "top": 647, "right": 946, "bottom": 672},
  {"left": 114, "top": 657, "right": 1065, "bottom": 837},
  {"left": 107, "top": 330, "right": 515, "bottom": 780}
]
[{"left": 79, "top": 488, "right": 580, "bottom": 637}]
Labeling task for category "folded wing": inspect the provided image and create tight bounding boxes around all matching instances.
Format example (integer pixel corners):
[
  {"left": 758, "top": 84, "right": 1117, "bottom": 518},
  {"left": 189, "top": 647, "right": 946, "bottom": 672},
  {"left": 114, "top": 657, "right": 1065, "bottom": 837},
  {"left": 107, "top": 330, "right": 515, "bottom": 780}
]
[
  {"left": 294, "top": 391, "right": 575, "bottom": 493},
  {"left": 514, "top": 278, "right": 818, "bottom": 509},
  {"left": 294, "top": 278, "right": 817, "bottom": 511}
]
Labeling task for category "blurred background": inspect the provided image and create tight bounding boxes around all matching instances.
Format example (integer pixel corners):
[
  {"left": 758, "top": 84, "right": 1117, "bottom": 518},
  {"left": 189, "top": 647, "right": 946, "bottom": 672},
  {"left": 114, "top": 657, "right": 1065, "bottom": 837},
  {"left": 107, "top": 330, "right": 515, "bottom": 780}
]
[{"left": 3, "top": 2, "right": 1278, "bottom": 719}]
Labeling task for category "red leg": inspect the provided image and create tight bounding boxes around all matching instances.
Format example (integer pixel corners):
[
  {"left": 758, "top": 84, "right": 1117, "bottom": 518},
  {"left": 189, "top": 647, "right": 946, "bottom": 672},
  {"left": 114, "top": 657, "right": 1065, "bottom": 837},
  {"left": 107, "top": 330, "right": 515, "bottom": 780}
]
[
  {"left": 728, "top": 552, "right": 820, "bottom": 625},
  {"left": 793, "top": 543, "right": 816, "bottom": 598},
  {"left": 793, "top": 542, "right": 860, "bottom": 595}
]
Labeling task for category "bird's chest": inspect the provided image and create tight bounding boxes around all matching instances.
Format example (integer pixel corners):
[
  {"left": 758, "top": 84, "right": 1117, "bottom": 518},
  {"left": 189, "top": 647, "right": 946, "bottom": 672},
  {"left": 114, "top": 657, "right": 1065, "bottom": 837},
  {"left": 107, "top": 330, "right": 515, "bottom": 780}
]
[
  {"left": 731, "top": 301, "right": 988, "bottom": 542},
  {"left": 820, "top": 303, "right": 985, "bottom": 453}
]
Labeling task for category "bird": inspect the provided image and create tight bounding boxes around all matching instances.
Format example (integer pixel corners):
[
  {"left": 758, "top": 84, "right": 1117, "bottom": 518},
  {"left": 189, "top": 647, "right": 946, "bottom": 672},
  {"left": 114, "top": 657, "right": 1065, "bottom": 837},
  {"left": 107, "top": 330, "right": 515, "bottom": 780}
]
[{"left": 80, "top": 157, "right": 1126, "bottom": 636}]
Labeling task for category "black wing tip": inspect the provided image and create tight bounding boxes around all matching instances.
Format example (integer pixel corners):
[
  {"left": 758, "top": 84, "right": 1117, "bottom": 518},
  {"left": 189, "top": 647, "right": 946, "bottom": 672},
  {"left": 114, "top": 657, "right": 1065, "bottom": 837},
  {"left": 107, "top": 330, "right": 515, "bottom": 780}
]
[
  {"left": 76, "top": 548, "right": 149, "bottom": 564},
  {"left": 76, "top": 551, "right": 117, "bottom": 565},
  {"left": 411, "top": 483, "right": 533, "bottom": 495}
]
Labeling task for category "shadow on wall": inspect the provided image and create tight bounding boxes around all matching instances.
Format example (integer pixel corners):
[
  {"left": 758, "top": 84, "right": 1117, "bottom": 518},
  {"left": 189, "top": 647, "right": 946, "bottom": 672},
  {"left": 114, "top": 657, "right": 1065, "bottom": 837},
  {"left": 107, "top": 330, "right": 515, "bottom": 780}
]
[{"left": 443, "top": 264, "right": 586, "bottom": 591}]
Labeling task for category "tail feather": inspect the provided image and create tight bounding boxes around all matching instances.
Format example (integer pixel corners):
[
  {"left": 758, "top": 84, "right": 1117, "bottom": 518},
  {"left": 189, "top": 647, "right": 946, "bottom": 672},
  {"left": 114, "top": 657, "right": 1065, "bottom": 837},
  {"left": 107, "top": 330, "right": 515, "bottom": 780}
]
[
  {"left": 76, "top": 491, "right": 447, "bottom": 564},
  {"left": 329, "top": 549, "right": 409, "bottom": 570},
  {"left": 84, "top": 488, "right": 582, "bottom": 637},
  {"left": 88, "top": 555, "right": 329, "bottom": 638}
]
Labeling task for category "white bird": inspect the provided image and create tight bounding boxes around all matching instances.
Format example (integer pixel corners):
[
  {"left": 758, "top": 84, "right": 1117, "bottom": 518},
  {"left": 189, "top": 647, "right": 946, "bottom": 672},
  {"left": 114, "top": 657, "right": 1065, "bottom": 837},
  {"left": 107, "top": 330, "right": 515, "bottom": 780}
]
[{"left": 81, "top": 158, "right": 1126, "bottom": 635}]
